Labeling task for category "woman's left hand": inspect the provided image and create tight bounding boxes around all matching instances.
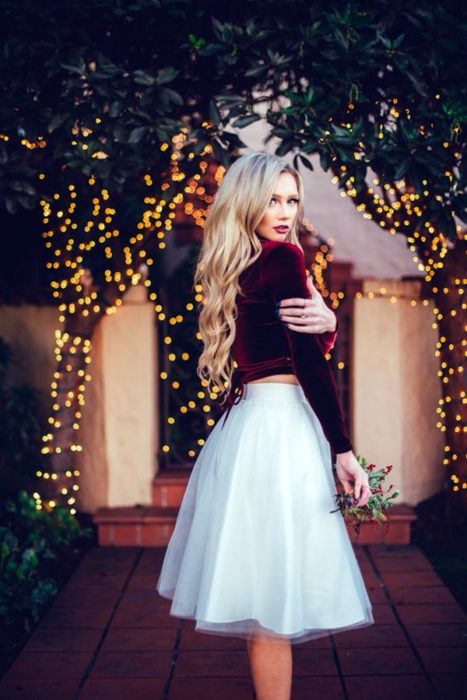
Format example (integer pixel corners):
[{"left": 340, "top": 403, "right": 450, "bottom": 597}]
[
  {"left": 277, "top": 275, "right": 337, "bottom": 333},
  {"left": 335, "top": 451, "right": 371, "bottom": 508}
]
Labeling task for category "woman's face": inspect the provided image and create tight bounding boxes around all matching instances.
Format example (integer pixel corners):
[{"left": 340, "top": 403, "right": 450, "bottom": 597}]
[{"left": 255, "top": 171, "right": 300, "bottom": 242}]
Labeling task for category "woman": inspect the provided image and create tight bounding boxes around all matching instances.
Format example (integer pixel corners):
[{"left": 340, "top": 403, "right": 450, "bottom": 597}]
[{"left": 156, "top": 152, "right": 374, "bottom": 700}]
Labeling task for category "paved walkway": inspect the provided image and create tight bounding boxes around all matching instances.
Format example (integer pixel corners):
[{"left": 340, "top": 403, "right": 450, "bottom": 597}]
[{"left": 1, "top": 544, "right": 466, "bottom": 699}]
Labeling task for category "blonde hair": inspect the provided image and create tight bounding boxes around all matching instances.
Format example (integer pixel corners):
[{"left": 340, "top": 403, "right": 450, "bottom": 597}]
[{"left": 194, "top": 151, "right": 305, "bottom": 405}]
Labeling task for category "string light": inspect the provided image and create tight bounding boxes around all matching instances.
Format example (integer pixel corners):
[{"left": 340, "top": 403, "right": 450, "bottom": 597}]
[
  {"left": 32, "top": 110, "right": 465, "bottom": 509},
  {"left": 35, "top": 125, "right": 217, "bottom": 511},
  {"left": 324, "top": 100, "right": 466, "bottom": 491}
]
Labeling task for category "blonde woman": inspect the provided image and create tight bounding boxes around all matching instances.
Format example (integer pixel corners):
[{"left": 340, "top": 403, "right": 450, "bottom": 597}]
[{"left": 156, "top": 152, "right": 374, "bottom": 700}]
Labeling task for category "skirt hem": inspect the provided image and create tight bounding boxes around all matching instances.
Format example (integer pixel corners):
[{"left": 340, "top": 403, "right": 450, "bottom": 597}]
[
  {"left": 156, "top": 382, "right": 375, "bottom": 646},
  {"left": 157, "top": 588, "right": 375, "bottom": 645}
]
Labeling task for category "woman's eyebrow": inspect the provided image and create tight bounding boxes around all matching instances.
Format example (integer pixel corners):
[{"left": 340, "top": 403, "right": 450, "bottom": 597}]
[{"left": 271, "top": 192, "right": 300, "bottom": 198}]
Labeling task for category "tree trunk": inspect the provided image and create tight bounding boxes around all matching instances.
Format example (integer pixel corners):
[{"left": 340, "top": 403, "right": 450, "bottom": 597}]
[
  {"left": 39, "top": 310, "right": 103, "bottom": 510},
  {"left": 328, "top": 163, "right": 466, "bottom": 510}
]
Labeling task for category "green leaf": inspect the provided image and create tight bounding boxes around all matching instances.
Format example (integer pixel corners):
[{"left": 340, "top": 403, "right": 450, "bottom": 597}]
[
  {"left": 188, "top": 33, "right": 206, "bottom": 49},
  {"left": 214, "top": 92, "right": 245, "bottom": 107},
  {"left": 5, "top": 195, "right": 17, "bottom": 215},
  {"left": 276, "top": 139, "right": 293, "bottom": 157},
  {"left": 128, "top": 127, "right": 148, "bottom": 144},
  {"left": 156, "top": 67, "right": 180, "bottom": 85},
  {"left": 209, "top": 100, "right": 221, "bottom": 126},
  {"left": 159, "top": 87, "right": 183, "bottom": 106},
  {"left": 47, "top": 113, "right": 67, "bottom": 133},
  {"left": 244, "top": 64, "right": 269, "bottom": 78},
  {"left": 270, "top": 126, "right": 292, "bottom": 139},
  {"left": 319, "top": 149, "right": 331, "bottom": 171},
  {"left": 109, "top": 101, "right": 123, "bottom": 118},
  {"left": 59, "top": 58, "right": 85, "bottom": 75},
  {"left": 304, "top": 85, "right": 315, "bottom": 104},
  {"left": 298, "top": 153, "right": 313, "bottom": 170},
  {"left": 301, "top": 140, "right": 318, "bottom": 154},
  {"left": 212, "top": 139, "right": 231, "bottom": 167},
  {"left": 231, "top": 113, "right": 260, "bottom": 128},
  {"left": 133, "top": 70, "right": 156, "bottom": 86},
  {"left": 22, "top": 548, "right": 39, "bottom": 568}
]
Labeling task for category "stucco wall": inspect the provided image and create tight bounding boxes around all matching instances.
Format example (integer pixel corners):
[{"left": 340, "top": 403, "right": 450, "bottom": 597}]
[
  {"left": 76, "top": 285, "right": 158, "bottom": 511},
  {"left": 352, "top": 280, "right": 445, "bottom": 506},
  {"left": 86, "top": 285, "right": 157, "bottom": 510},
  {"left": 0, "top": 284, "right": 159, "bottom": 512},
  {"left": 240, "top": 121, "right": 422, "bottom": 280}
]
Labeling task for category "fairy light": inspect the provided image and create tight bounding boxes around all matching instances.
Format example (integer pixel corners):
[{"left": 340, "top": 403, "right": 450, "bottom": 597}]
[
  {"left": 33, "top": 106, "right": 465, "bottom": 508},
  {"left": 144, "top": 151, "right": 222, "bottom": 461},
  {"left": 321, "top": 98, "right": 467, "bottom": 491},
  {"left": 35, "top": 124, "right": 217, "bottom": 511}
]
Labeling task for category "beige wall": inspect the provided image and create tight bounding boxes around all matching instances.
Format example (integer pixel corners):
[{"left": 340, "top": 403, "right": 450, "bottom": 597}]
[
  {"left": 352, "top": 280, "right": 445, "bottom": 506},
  {"left": 77, "top": 284, "right": 159, "bottom": 511},
  {"left": 239, "top": 121, "right": 422, "bottom": 280},
  {"left": 0, "top": 284, "right": 159, "bottom": 512}
]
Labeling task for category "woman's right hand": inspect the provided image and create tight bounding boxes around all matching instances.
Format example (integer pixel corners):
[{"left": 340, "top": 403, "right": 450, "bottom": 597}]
[{"left": 334, "top": 450, "right": 371, "bottom": 507}]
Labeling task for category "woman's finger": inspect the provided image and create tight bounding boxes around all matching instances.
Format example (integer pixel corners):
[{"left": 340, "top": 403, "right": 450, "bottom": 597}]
[
  {"left": 353, "top": 477, "right": 363, "bottom": 500},
  {"left": 340, "top": 479, "right": 352, "bottom": 494},
  {"left": 355, "top": 485, "right": 370, "bottom": 507},
  {"left": 277, "top": 298, "right": 309, "bottom": 311}
]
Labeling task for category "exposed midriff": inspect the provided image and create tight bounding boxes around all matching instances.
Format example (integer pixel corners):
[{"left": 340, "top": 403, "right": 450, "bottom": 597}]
[{"left": 248, "top": 374, "right": 299, "bottom": 385}]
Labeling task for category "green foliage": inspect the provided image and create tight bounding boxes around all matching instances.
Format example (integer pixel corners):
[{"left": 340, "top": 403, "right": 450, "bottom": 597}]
[
  {"left": 0, "top": 0, "right": 465, "bottom": 241},
  {"left": 0, "top": 491, "right": 93, "bottom": 631},
  {"left": 0, "top": 0, "right": 223, "bottom": 211},
  {"left": 0, "top": 338, "right": 42, "bottom": 496},
  {"left": 331, "top": 454, "right": 400, "bottom": 539},
  {"left": 207, "top": 0, "right": 467, "bottom": 241},
  {"left": 152, "top": 243, "right": 226, "bottom": 465}
]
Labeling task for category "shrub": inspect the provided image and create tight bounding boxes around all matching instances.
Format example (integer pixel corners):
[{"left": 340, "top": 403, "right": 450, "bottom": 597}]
[
  {"left": 0, "top": 337, "right": 42, "bottom": 497},
  {"left": 0, "top": 491, "right": 94, "bottom": 632}
]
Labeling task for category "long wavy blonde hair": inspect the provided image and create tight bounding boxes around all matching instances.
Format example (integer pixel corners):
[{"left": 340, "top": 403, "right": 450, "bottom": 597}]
[{"left": 194, "top": 151, "right": 305, "bottom": 406}]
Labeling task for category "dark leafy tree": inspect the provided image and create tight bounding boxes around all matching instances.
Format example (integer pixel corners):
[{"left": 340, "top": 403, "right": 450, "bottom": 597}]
[
  {"left": 0, "top": 0, "right": 465, "bottom": 507},
  {"left": 0, "top": 0, "right": 236, "bottom": 506},
  {"left": 200, "top": 0, "right": 467, "bottom": 503}
]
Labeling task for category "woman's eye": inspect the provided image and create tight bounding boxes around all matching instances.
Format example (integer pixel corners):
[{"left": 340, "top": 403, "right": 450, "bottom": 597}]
[{"left": 269, "top": 198, "right": 298, "bottom": 206}]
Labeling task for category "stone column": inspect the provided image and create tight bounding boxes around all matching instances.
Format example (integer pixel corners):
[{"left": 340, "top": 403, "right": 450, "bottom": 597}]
[
  {"left": 352, "top": 280, "right": 445, "bottom": 506},
  {"left": 77, "top": 284, "right": 159, "bottom": 511}
]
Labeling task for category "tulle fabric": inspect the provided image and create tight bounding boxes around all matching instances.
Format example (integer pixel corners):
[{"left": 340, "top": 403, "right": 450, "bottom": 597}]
[{"left": 156, "top": 382, "right": 374, "bottom": 644}]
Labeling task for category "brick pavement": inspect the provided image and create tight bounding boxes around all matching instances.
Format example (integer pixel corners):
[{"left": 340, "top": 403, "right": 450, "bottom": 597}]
[{"left": 1, "top": 544, "right": 466, "bottom": 699}]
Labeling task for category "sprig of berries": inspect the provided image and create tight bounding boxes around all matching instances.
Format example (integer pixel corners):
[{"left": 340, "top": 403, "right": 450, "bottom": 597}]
[{"left": 330, "top": 455, "right": 400, "bottom": 539}]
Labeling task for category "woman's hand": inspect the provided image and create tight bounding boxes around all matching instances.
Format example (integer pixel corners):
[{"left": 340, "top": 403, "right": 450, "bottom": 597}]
[
  {"left": 277, "top": 275, "right": 336, "bottom": 333},
  {"left": 334, "top": 450, "right": 371, "bottom": 508}
]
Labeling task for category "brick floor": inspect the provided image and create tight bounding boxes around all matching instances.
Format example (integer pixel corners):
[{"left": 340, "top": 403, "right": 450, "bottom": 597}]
[{"left": 1, "top": 544, "right": 466, "bottom": 699}]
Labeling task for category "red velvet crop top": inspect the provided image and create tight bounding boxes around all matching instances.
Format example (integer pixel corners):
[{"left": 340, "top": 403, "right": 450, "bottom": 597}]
[{"left": 220, "top": 236, "right": 353, "bottom": 455}]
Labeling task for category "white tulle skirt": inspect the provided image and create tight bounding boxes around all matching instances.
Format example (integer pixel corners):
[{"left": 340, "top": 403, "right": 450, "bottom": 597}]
[{"left": 156, "top": 381, "right": 374, "bottom": 644}]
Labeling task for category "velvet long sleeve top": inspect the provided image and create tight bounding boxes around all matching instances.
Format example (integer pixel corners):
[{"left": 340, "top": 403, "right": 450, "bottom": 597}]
[{"left": 221, "top": 237, "right": 353, "bottom": 455}]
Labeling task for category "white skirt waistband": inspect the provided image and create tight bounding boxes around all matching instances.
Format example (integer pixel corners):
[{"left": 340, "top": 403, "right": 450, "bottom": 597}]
[{"left": 242, "top": 381, "right": 307, "bottom": 402}]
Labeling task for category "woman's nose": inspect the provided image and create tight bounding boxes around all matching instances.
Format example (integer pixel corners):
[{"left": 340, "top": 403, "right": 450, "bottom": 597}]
[{"left": 278, "top": 203, "right": 291, "bottom": 219}]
